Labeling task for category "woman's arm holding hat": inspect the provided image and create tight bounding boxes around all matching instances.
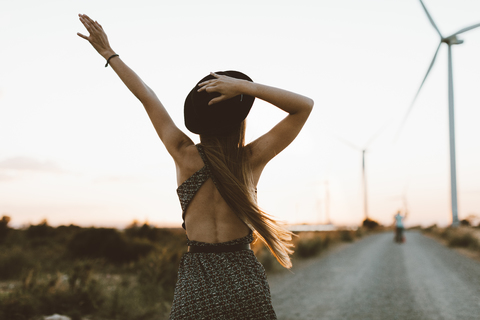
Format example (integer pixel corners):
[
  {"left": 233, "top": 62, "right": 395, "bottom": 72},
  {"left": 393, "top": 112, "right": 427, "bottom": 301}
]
[
  {"left": 245, "top": 82, "right": 313, "bottom": 172},
  {"left": 198, "top": 73, "right": 313, "bottom": 176},
  {"left": 77, "top": 14, "right": 193, "bottom": 160}
]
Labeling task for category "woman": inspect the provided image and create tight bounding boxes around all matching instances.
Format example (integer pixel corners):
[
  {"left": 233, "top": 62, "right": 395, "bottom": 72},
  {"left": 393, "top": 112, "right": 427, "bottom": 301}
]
[{"left": 78, "top": 14, "right": 313, "bottom": 319}]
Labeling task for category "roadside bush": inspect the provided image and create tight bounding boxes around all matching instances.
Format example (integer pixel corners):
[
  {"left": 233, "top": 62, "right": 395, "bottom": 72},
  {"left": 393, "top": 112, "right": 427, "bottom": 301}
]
[
  {"left": 253, "top": 245, "right": 282, "bottom": 273},
  {"left": 340, "top": 230, "right": 354, "bottom": 242},
  {"left": 68, "top": 228, "right": 154, "bottom": 263},
  {"left": 38, "top": 280, "right": 106, "bottom": 316},
  {"left": 362, "top": 218, "right": 380, "bottom": 229},
  {"left": 137, "top": 247, "right": 184, "bottom": 288},
  {"left": 100, "top": 276, "right": 169, "bottom": 320},
  {"left": 0, "top": 247, "right": 35, "bottom": 280},
  {"left": 296, "top": 237, "right": 323, "bottom": 258},
  {"left": 125, "top": 222, "right": 178, "bottom": 244},
  {"left": 26, "top": 219, "right": 54, "bottom": 238},
  {"left": 355, "top": 228, "right": 364, "bottom": 238},
  {"left": 0, "top": 215, "right": 11, "bottom": 243},
  {"left": 0, "top": 292, "right": 39, "bottom": 320},
  {"left": 448, "top": 232, "right": 479, "bottom": 249},
  {"left": 422, "top": 224, "right": 437, "bottom": 233},
  {"left": 0, "top": 269, "right": 106, "bottom": 320},
  {"left": 460, "top": 219, "right": 471, "bottom": 227}
]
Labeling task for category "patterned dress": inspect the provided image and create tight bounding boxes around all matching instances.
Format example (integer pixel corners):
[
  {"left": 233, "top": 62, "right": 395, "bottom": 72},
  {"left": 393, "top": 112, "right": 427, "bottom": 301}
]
[{"left": 169, "top": 145, "right": 277, "bottom": 319}]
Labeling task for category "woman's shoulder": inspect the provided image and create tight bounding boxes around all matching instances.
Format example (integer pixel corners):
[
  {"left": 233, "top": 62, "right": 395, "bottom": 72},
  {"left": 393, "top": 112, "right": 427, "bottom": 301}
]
[
  {"left": 244, "top": 142, "right": 264, "bottom": 169},
  {"left": 176, "top": 143, "right": 204, "bottom": 170}
]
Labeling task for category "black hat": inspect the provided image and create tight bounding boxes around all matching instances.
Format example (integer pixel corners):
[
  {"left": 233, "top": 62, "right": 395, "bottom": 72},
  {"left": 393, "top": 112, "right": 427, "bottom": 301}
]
[{"left": 184, "top": 71, "right": 255, "bottom": 135}]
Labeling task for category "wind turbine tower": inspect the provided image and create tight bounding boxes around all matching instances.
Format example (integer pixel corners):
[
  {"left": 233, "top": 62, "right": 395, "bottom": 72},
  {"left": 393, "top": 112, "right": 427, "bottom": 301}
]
[
  {"left": 397, "top": 0, "right": 480, "bottom": 226},
  {"left": 335, "top": 136, "right": 378, "bottom": 220}
]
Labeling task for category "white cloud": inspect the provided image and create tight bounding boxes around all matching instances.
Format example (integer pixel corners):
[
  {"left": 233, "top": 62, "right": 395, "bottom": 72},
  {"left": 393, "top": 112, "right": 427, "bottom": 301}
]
[
  {"left": 0, "top": 156, "right": 63, "bottom": 173},
  {"left": 0, "top": 173, "right": 13, "bottom": 181},
  {"left": 92, "top": 175, "right": 151, "bottom": 184}
]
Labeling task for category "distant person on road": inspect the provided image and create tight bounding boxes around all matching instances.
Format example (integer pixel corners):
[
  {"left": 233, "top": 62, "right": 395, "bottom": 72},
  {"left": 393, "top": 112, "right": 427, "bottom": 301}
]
[
  {"left": 394, "top": 210, "right": 407, "bottom": 243},
  {"left": 77, "top": 14, "right": 313, "bottom": 320}
]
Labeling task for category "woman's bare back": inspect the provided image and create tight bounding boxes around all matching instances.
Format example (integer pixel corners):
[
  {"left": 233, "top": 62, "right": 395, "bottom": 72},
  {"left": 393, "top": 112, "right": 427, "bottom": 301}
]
[{"left": 177, "top": 144, "right": 250, "bottom": 243}]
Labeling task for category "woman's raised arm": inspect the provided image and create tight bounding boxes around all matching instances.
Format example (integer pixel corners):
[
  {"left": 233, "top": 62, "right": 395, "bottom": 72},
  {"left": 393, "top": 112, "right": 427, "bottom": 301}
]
[{"left": 77, "top": 14, "right": 193, "bottom": 160}]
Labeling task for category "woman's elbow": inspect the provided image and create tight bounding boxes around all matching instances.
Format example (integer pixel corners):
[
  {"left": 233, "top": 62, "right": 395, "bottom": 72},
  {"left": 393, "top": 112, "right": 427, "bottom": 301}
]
[
  {"left": 307, "top": 98, "right": 314, "bottom": 109},
  {"left": 304, "top": 97, "right": 314, "bottom": 114}
]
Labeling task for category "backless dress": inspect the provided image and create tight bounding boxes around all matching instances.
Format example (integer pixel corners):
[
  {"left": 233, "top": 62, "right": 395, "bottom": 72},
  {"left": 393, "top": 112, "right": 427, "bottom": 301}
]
[{"left": 168, "top": 144, "right": 277, "bottom": 320}]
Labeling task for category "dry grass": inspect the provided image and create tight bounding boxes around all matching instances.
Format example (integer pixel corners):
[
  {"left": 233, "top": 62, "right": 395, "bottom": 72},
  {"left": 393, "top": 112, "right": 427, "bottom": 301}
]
[
  {"left": 0, "top": 218, "right": 366, "bottom": 320},
  {"left": 422, "top": 225, "right": 480, "bottom": 260},
  {"left": 253, "top": 228, "right": 365, "bottom": 273}
]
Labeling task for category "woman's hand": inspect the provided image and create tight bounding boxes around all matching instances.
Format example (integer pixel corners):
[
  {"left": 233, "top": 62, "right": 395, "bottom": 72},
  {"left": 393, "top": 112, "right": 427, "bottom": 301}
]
[
  {"left": 77, "top": 14, "right": 115, "bottom": 59},
  {"left": 197, "top": 73, "right": 247, "bottom": 105}
]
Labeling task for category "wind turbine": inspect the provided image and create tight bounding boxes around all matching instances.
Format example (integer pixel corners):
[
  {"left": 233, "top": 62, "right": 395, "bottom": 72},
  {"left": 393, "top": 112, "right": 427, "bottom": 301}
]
[
  {"left": 396, "top": 0, "right": 480, "bottom": 226},
  {"left": 335, "top": 134, "right": 379, "bottom": 221},
  {"left": 334, "top": 119, "right": 390, "bottom": 221}
]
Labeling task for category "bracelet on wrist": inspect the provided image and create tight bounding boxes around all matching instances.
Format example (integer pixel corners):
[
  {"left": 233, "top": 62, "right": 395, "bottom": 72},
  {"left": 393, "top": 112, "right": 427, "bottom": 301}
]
[{"left": 105, "top": 54, "right": 119, "bottom": 67}]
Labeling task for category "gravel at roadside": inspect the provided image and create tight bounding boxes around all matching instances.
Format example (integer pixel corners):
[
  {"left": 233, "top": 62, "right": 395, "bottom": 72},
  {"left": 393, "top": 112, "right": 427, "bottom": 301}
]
[{"left": 269, "top": 231, "right": 480, "bottom": 320}]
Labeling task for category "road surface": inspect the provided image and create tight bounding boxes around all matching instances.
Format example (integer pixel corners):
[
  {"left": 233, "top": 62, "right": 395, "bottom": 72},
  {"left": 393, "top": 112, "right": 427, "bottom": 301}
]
[{"left": 269, "top": 231, "right": 480, "bottom": 320}]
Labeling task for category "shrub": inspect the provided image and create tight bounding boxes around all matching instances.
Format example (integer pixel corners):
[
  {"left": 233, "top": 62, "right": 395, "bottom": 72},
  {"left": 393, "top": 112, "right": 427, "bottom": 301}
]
[
  {"left": 67, "top": 228, "right": 154, "bottom": 263},
  {"left": 448, "top": 232, "right": 479, "bottom": 249},
  {"left": 362, "top": 218, "right": 380, "bottom": 229},
  {"left": 355, "top": 228, "right": 364, "bottom": 238},
  {"left": 125, "top": 222, "right": 180, "bottom": 244},
  {"left": 0, "top": 292, "right": 40, "bottom": 320},
  {"left": 38, "top": 280, "right": 106, "bottom": 316},
  {"left": 99, "top": 277, "right": 169, "bottom": 320},
  {"left": 26, "top": 219, "right": 53, "bottom": 238},
  {"left": 460, "top": 219, "right": 471, "bottom": 227},
  {"left": 422, "top": 224, "right": 437, "bottom": 233},
  {"left": 137, "top": 248, "right": 184, "bottom": 290},
  {"left": 340, "top": 230, "right": 354, "bottom": 242},
  {"left": 295, "top": 237, "right": 323, "bottom": 258},
  {"left": 254, "top": 246, "right": 279, "bottom": 272},
  {"left": 0, "top": 247, "right": 35, "bottom": 280},
  {"left": 0, "top": 215, "right": 11, "bottom": 243}
]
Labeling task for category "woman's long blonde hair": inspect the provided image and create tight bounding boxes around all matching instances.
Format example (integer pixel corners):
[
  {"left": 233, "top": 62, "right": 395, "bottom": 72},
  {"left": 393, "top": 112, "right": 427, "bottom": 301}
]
[{"left": 200, "top": 121, "right": 294, "bottom": 268}]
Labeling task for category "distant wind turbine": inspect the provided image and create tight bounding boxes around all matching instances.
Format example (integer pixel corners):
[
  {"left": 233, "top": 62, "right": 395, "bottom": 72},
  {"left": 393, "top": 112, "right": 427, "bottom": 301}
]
[
  {"left": 335, "top": 128, "right": 385, "bottom": 220},
  {"left": 396, "top": 0, "right": 480, "bottom": 226}
]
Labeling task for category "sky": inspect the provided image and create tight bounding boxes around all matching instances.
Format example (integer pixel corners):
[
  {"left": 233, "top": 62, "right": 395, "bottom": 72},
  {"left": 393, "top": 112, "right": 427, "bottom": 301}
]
[{"left": 1, "top": 0, "right": 480, "bottom": 229}]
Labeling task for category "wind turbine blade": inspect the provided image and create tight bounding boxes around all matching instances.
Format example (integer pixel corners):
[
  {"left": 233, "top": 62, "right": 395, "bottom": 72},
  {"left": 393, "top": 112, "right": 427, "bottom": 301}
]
[
  {"left": 394, "top": 42, "right": 442, "bottom": 141},
  {"left": 452, "top": 22, "right": 480, "bottom": 36},
  {"left": 332, "top": 134, "right": 361, "bottom": 151},
  {"left": 365, "top": 117, "right": 395, "bottom": 148},
  {"left": 419, "top": 0, "right": 443, "bottom": 38}
]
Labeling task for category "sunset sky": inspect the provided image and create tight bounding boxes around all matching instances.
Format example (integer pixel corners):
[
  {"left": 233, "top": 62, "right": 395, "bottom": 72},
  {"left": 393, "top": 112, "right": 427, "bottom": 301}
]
[{"left": 1, "top": 0, "right": 480, "bottom": 229}]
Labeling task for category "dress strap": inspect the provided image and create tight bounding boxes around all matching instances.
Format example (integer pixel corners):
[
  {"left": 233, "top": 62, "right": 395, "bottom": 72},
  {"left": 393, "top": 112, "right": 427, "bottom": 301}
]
[
  {"left": 195, "top": 144, "right": 216, "bottom": 185},
  {"left": 195, "top": 144, "right": 209, "bottom": 165}
]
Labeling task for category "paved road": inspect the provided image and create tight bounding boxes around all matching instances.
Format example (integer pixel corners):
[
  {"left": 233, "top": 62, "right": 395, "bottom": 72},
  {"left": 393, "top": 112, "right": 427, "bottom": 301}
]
[{"left": 269, "top": 231, "right": 480, "bottom": 320}]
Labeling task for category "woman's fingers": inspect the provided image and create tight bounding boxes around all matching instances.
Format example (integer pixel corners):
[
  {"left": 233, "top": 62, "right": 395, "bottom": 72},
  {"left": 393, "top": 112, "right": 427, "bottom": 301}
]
[
  {"left": 197, "top": 84, "right": 218, "bottom": 93},
  {"left": 92, "top": 21, "right": 101, "bottom": 32},
  {"left": 77, "top": 32, "right": 88, "bottom": 40},
  {"left": 197, "top": 83, "right": 212, "bottom": 92},
  {"left": 79, "top": 17, "right": 93, "bottom": 32},
  {"left": 79, "top": 14, "right": 100, "bottom": 33},
  {"left": 195, "top": 73, "right": 241, "bottom": 105},
  {"left": 83, "top": 14, "right": 96, "bottom": 25},
  {"left": 208, "top": 96, "right": 225, "bottom": 105},
  {"left": 198, "top": 79, "right": 216, "bottom": 88}
]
